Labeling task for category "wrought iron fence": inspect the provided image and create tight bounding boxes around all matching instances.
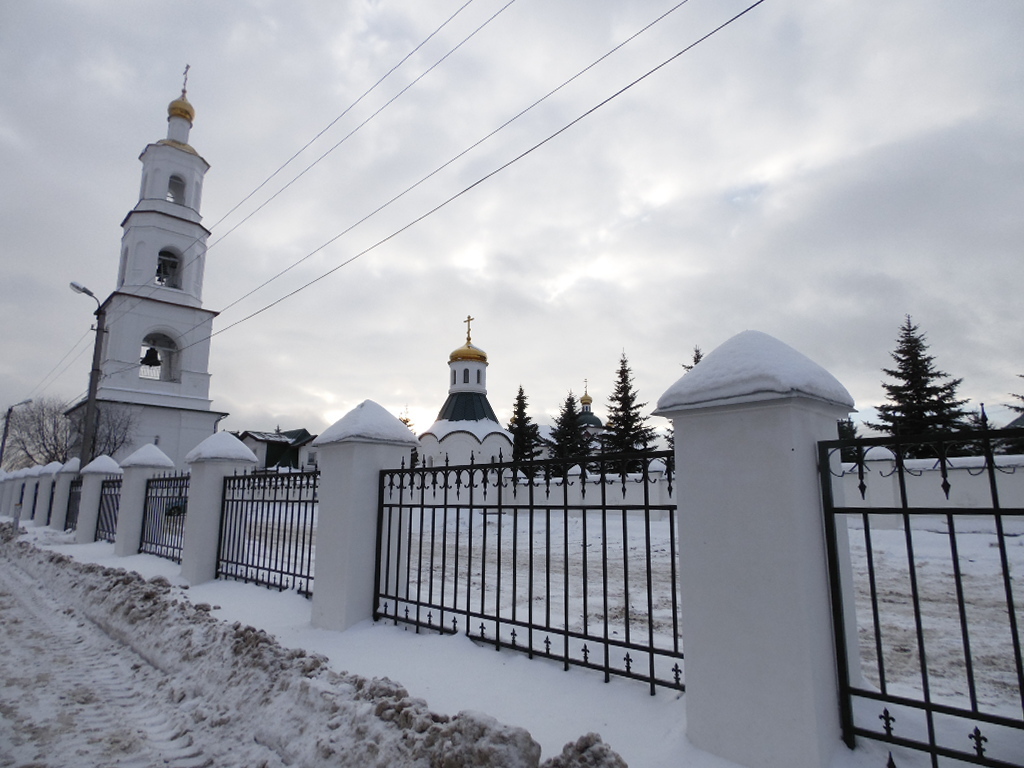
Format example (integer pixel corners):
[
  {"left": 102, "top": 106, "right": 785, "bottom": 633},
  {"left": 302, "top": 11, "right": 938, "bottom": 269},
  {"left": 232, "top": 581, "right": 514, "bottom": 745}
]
[
  {"left": 46, "top": 478, "right": 55, "bottom": 526},
  {"left": 218, "top": 470, "right": 318, "bottom": 596},
  {"left": 95, "top": 476, "right": 121, "bottom": 542},
  {"left": 820, "top": 427, "right": 1024, "bottom": 768},
  {"left": 140, "top": 472, "right": 190, "bottom": 562},
  {"left": 375, "top": 450, "right": 681, "bottom": 695},
  {"left": 65, "top": 477, "right": 83, "bottom": 532}
]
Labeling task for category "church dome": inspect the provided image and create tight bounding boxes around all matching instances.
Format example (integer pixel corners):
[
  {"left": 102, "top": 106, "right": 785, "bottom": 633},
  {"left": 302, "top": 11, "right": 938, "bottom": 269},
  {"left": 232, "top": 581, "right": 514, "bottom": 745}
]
[
  {"left": 449, "top": 342, "right": 488, "bottom": 363},
  {"left": 168, "top": 92, "right": 195, "bottom": 124}
]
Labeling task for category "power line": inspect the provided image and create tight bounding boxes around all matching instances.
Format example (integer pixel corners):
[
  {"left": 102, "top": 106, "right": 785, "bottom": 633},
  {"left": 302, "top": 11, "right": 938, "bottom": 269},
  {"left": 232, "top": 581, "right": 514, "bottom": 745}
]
[
  {"left": 24, "top": 330, "right": 92, "bottom": 399},
  {"left": 201, "top": 0, "right": 769, "bottom": 344}
]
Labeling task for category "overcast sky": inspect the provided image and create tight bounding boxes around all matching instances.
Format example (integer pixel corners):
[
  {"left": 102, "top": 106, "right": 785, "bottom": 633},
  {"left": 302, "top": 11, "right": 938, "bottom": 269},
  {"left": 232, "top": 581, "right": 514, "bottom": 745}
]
[{"left": 1, "top": 0, "right": 1022, "bottom": 439}]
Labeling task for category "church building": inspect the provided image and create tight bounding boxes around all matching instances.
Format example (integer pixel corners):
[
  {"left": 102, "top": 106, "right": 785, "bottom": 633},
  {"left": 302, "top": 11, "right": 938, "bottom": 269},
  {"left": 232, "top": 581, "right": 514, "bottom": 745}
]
[
  {"left": 418, "top": 318, "right": 512, "bottom": 466},
  {"left": 68, "top": 81, "right": 226, "bottom": 466}
]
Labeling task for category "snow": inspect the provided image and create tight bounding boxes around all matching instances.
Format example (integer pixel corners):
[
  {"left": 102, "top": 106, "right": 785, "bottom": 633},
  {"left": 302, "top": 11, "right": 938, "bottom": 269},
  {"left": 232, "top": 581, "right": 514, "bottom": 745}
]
[
  {"left": 120, "top": 443, "right": 176, "bottom": 468},
  {"left": 184, "top": 430, "right": 258, "bottom": 464},
  {"left": 314, "top": 399, "right": 420, "bottom": 447},
  {"left": 60, "top": 457, "right": 81, "bottom": 473},
  {"left": 0, "top": 519, "right": 912, "bottom": 768},
  {"left": 80, "top": 454, "right": 123, "bottom": 475},
  {"left": 421, "top": 418, "right": 512, "bottom": 442},
  {"left": 655, "top": 330, "right": 855, "bottom": 413}
]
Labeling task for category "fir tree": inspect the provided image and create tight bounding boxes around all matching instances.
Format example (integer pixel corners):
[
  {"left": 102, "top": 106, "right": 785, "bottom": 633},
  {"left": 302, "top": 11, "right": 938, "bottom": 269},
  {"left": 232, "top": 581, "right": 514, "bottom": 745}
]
[
  {"left": 601, "top": 353, "right": 657, "bottom": 455},
  {"left": 507, "top": 385, "right": 543, "bottom": 466},
  {"left": 837, "top": 418, "right": 860, "bottom": 462},
  {"left": 547, "top": 392, "right": 589, "bottom": 460},
  {"left": 1008, "top": 375, "right": 1024, "bottom": 415},
  {"left": 681, "top": 345, "right": 703, "bottom": 372},
  {"left": 867, "top": 316, "right": 968, "bottom": 447}
]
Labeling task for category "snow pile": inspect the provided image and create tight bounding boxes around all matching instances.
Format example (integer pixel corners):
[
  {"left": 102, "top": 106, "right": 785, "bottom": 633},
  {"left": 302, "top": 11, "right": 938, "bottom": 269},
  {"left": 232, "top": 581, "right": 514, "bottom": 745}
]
[
  {"left": 656, "top": 330, "right": 854, "bottom": 413},
  {"left": 185, "top": 431, "right": 258, "bottom": 464},
  {"left": 315, "top": 399, "right": 421, "bottom": 447},
  {"left": 0, "top": 523, "right": 624, "bottom": 767}
]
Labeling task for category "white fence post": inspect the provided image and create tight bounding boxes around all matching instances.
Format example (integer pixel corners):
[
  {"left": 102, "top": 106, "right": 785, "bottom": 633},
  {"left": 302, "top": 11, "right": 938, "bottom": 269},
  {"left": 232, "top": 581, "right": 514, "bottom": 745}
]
[
  {"left": 75, "top": 456, "right": 122, "bottom": 545},
  {"left": 48, "top": 458, "right": 80, "bottom": 531},
  {"left": 311, "top": 400, "right": 418, "bottom": 632},
  {"left": 115, "top": 444, "right": 176, "bottom": 557},
  {"left": 179, "top": 432, "right": 257, "bottom": 586},
  {"left": 32, "top": 462, "right": 63, "bottom": 526},
  {"left": 654, "top": 330, "right": 854, "bottom": 768},
  {"left": 19, "top": 467, "right": 42, "bottom": 526}
]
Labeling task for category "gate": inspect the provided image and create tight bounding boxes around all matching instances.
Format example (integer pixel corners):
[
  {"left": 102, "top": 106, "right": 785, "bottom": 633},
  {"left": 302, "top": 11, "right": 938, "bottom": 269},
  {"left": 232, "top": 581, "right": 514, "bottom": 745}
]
[
  {"left": 820, "top": 427, "right": 1024, "bottom": 767},
  {"left": 140, "top": 472, "right": 190, "bottom": 562},
  {"left": 96, "top": 476, "right": 121, "bottom": 542},
  {"left": 375, "top": 450, "right": 682, "bottom": 695}
]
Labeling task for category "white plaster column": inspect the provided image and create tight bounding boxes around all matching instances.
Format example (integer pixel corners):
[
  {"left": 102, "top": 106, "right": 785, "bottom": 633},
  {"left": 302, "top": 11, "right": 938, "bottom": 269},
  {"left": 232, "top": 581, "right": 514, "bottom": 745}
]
[
  {"left": 311, "top": 400, "right": 419, "bottom": 632},
  {"left": 48, "top": 458, "right": 80, "bottom": 531},
  {"left": 179, "top": 432, "right": 257, "bottom": 586},
  {"left": 75, "top": 456, "right": 122, "bottom": 545},
  {"left": 115, "top": 444, "right": 176, "bottom": 557},
  {"left": 32, "top": 462, "right": 63, "bottom": 526},
  {"left": 654, "top": 331, "right": 854, "bottom": 768},
  {"left": 21, "top": 466, "right": 43, "bottom": 526},
  {"left": 2, "top": 470, "right": 24, "bottom": 521},
  {"left": 0, "top": 472, "right": 11, "bottom": 518}
]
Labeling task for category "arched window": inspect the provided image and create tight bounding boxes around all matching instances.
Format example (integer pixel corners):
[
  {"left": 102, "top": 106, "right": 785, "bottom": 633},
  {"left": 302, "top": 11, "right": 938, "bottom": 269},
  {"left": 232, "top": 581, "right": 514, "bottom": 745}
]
[
  {"left": 476, "top": 370, "right": 481, "bottom": 384},
  {"left": 166, "top": 175, "right": 186, "bottom": 204},
  {"left": 451, "top": 370, "right": 456, "bottom": 386},
  {"left": 139, "top": 333, "right": 179, "bottom": 382},
  {"left": 156, "top": 250, "right": 181, "bottom": 288},
  {"left": 463, "top": 369, "right": 469, "bottom": 384}
]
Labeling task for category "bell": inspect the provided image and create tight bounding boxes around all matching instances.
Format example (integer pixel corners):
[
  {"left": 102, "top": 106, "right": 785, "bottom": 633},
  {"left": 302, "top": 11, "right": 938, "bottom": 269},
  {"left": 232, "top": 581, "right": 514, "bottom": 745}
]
[{"left": 140, "top": 347, "right": 162, "bottom": 367}]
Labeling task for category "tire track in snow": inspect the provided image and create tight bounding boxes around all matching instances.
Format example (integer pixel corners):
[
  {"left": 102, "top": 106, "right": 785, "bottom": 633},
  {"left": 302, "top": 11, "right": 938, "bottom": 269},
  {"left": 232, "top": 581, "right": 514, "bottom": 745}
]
[{"left": 0, "top": 558, "right": 219, "bottom": 768}]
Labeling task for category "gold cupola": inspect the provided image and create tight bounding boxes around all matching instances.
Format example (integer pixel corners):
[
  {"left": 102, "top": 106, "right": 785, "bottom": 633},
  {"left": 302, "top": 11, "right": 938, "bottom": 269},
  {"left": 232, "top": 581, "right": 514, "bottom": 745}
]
[
  {"left": 449, "top": 315, "right": 488, "bottom": 363},
  {"left": 168, "top": 90, "right": 195, "bottom": 124}
]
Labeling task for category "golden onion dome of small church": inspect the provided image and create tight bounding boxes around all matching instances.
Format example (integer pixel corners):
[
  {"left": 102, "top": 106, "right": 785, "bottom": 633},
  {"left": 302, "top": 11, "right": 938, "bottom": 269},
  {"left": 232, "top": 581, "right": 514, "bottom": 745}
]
[{"left": 449, "top": 315, "right": 488, "bottom": 363}]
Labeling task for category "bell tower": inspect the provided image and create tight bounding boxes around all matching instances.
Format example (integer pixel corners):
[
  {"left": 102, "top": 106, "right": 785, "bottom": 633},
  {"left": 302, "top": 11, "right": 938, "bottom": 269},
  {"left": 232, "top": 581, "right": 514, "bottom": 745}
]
[{"left": 83, "top": 73, "right": 226, "bottom": 465}]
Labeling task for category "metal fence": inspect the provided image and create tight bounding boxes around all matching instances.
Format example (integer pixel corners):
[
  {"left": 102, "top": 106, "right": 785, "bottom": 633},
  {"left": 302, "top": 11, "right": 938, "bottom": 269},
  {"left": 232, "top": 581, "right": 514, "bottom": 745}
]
[
  {"left": 65, "top": 477, "right": 83, "bottom": 532},
  {"left": 375, "top": 450, "right": 681, "bottom": 695},
  {"left": 140, "top": 472, "right": 190, "bottom": 562},
  {"left": 820, "top": 427, "right": 1024, "bottom": 768},
  {"left": 218, "top": 470, "right": 319, "bottom": 596},
  {"left": 96, "top": 476, "right": 122, "bottom": 542}
]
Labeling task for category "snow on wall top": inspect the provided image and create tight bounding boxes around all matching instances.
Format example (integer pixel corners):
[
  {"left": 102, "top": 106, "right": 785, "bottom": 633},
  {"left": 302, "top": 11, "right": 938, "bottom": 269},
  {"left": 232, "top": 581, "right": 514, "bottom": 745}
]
[
  {"left": 81, "top": 455, "right": 123, "bottom": 475},
  {"left": 121, "top": 443, "right": 176, "bottom": 469},
  {"left": 421, "top": 419, "right": 513, "bottom": 444},
  {"left": 185, "top": 431, "right": 258, "bottom": 465},
  {"left": 655, "top": 330, "right": 854, "bottom": 414},
  {"left": 313, "top": 400, "right": 420, "bottom": 447},
  {"left": 43, "top": 461, "right": 64, "bottom": 474},
  {"left": 60, "top": 457, "right": 81, "bottom": 474}
]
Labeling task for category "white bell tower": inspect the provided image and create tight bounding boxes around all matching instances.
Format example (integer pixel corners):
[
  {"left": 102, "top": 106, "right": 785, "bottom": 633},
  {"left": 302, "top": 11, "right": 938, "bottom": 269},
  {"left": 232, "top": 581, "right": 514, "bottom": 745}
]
[{"left": 83, "top": 73, "right": 226, "bottom": 465}]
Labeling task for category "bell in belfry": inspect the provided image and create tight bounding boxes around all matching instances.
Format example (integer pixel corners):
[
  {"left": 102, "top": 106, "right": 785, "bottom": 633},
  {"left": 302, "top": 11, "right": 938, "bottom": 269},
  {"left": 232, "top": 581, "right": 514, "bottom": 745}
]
[{"left": 140, "top": 347, "right": 162, "bottom": 367}]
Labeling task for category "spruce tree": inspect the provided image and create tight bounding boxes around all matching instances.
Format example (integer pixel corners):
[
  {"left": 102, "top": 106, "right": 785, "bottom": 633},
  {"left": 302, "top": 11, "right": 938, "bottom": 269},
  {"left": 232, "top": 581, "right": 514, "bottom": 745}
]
[
  {"left": 681, "top": 345, "right": 703, "bottom": 372},
  {"left": 602, "top": 353, "right": 657, "bottom": 454},
  {"left": 507, "top": 385, "right": 543, "bottom": 466},
  {"left": 867, "top": 316, "right": 968, "bottom": 444},
  {"left": 547, "top": 392, "right": 589, "bottom": 460},
  {"left": 1008, "top": 375, "right": 1024, "bottom": 415}
]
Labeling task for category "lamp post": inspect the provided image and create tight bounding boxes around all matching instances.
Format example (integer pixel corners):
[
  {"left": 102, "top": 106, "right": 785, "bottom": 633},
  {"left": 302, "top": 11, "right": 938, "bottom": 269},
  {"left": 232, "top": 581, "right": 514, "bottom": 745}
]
[
  {"left": 70, "top": 281, "right": 106, "bottom": 465},
  {"left": 0, "top": 398, "right": 33, "bottom": 469}
]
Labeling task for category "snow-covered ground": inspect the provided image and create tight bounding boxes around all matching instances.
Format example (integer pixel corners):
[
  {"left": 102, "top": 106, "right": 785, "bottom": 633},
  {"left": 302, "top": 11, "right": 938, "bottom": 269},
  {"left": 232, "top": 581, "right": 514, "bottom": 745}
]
[{"left": 0, "top": 517, "right": 950, "bottom": 768}]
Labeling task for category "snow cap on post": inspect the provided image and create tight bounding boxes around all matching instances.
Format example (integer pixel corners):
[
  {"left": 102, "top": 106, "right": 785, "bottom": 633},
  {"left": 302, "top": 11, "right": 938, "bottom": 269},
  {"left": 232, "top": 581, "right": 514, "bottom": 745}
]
[
  {"left": 185, "top": 431, "right": 257, "bottom": 465},
  {"left": 121, "top": 443, "right": 176, "bottom": 469},
  {"left": 314, "top": 400, "right": 420, "bottom": 447},
  {"left": 655, "top": 330, "right": 854, "bottom": 414},
  {"left": 43, "top": 461, "right": 64, "bottom": 475},
  {"left": 81, "top": 455, "right": 122, "bottom": 475},
  {"left": 59, "top": 457, "right": 81, "bottom": 474}
]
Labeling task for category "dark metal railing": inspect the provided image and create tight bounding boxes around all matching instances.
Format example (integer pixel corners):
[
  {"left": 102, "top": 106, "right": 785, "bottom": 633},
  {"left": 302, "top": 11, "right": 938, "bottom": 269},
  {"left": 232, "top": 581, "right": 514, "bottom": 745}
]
[
  {"left": 46, "top": 478, "right": 55, "bottom": 526},
  {"left": 140, "top": 472, "right": 190, "bottom": 562},
  {"left": 375, "top": 450, "right": 681, "bottom": 695},
  {"left": 218, "top": 469, "right": 318, "bottom": 596},
  {"left": 96, "top": 476, "right": 122, "bottom": 542},
  {"left": 820, "top": 427, "right": 1024, "bottom": 768},
  {"left": 65, "top": 477, "right": 83, "bottom": 532}
]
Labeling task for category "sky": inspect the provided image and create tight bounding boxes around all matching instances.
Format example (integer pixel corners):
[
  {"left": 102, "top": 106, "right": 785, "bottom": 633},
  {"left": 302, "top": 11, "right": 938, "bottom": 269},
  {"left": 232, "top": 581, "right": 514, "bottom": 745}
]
[{"left": 1, "top": 0, "right": 1022, "bottom": 440}]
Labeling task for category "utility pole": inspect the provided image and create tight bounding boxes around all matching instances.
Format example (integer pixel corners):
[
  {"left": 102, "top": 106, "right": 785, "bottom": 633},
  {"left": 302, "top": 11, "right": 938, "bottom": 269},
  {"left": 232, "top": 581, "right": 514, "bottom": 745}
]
[{"left": 70, "top": 282, "right": 106, "bottom": 465}]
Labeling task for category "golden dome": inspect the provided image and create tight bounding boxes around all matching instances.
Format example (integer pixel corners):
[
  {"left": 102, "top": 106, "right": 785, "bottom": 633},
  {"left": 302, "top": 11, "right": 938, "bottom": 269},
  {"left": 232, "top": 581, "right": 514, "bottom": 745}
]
[
  {"left": 580, "top": 391, "right": 593, "bottom": 406},
  {"left": 449, "top": 342, "right": 487, "bottom": 363},
  {"left": 168, "top": 91, "right": 195, "bottom": 124}
]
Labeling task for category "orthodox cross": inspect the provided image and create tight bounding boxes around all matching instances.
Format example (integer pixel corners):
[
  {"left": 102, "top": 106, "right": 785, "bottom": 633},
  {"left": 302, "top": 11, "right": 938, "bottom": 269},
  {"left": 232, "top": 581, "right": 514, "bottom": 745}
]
[
  {"left": 464, "top": 314, "right": 474, "bottom": 343},
  {"left": 583, "top": 378, "right": 589, "bottom": 396},
  {"left": 182, "top": 64, "right": 190, "bottom": 95}
]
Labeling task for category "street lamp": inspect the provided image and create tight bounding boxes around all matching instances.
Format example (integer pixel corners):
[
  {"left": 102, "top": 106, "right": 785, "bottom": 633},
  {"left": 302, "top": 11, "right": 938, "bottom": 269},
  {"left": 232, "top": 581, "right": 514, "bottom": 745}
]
[
  {"left": 0, "top": 398, "right": 33, "bottom": 469},
  {"left": 70, "top": 281, "right": 106, "bottom": 466}
]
